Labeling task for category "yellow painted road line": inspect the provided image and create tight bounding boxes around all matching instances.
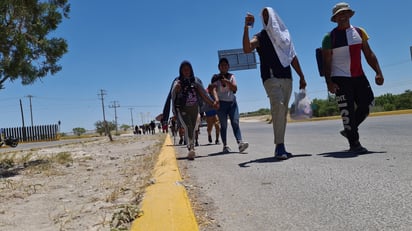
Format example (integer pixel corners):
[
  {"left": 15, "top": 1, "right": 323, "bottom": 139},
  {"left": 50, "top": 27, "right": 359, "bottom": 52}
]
[{"left": 130, "top": 135, "right": 198, "bottom": 231}]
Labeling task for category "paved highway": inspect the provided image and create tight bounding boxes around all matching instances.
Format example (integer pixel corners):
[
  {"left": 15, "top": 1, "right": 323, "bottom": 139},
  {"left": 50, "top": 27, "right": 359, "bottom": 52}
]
[{"left": 176, "top": 114, "right": 412, "bottom": 231}]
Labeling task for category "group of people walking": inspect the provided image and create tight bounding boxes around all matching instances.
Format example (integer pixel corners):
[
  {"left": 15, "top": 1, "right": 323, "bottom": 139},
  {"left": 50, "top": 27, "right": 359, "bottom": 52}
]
[
  {"left": 157, "top": 2, "right": 384, "bottom": 161},
  {"left": 157, "top": 58, "right": 249, "bottom": 160}
]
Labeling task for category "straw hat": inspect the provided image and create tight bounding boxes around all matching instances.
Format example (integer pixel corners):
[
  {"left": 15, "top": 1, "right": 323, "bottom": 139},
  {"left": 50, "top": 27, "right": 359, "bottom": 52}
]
[{"left": 331, "top": 2, "right": 355, "bottom": 22}]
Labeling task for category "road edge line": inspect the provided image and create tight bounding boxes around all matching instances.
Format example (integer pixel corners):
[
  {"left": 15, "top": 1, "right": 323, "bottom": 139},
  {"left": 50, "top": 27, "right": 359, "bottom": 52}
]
[{"left": 130, "top": 134, "right": 199, "bottom": 231}]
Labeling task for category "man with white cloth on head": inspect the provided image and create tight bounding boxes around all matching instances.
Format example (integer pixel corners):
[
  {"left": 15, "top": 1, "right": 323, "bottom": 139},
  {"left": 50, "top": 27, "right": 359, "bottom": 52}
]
[{"left": 243, "top": 7, "right": 307, "bottom": 160}]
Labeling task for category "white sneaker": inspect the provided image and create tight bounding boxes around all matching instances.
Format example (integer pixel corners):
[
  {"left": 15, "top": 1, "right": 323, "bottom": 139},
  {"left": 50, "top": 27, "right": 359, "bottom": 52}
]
[
  {"left": 222, "top": 146, "right": 231, "bottom": 154},
  {"left": 238, "top": 142, "right": 249, "bottom": 153}
]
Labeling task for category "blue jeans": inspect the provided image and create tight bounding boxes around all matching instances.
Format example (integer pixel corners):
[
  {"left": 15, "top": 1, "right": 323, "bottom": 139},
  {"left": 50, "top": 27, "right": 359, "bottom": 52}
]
[{"left": 217, "top": 100, "right": 243, "bottom": 146}]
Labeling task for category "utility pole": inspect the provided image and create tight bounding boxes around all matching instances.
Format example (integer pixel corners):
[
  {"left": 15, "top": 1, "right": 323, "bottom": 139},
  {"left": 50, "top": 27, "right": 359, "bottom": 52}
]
[
  {"left": 109, "top": 101, "right": 120, "bottom": 134},
  {"left": 98, "top": 89, "right": 112, "bottom": 141},
  {"left": 140, "top": 112, "right": 145, "bottom": 125},
  {"left": 26, "top": 95, "right": 34, "bottom": 127},
  {"left": 147, "top": 112, "right": 151, "bottom": 123},
  {"left": 19, "top": 99, "right": 26, "bottom": 141},
  {"left": 129, "top": 108, "right": 134, "bottom": 128}
]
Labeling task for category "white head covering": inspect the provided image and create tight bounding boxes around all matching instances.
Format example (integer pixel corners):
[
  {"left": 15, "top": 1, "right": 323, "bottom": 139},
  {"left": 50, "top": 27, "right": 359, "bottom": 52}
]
[{"left": 262, "top": 7, "right": 296, "bottom": 67}]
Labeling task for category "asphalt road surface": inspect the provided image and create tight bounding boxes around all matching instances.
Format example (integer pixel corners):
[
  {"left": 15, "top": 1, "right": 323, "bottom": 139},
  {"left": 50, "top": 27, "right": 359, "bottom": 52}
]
[{"left": 176, "top": 114, "right": 412, "bottom": 231}]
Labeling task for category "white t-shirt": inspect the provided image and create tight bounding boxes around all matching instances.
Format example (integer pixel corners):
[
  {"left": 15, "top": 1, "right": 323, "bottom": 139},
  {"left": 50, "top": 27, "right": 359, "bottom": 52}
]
[{"left": 215, "top": 74, "right": 236, "bottom": 102}]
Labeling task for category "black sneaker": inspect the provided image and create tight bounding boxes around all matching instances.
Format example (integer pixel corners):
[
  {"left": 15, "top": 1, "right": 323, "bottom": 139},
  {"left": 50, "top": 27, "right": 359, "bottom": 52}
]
[
  {"left": 340, "top": 130, "right": 347, "bottom": 138},
  {"left": 274, "top": 143, "right": 291, "bottom": 160},
  {"left": 275, "top": 153, "right": 288, "bottom": 160},
  {"left": 208, "top": 135, "right": 212, "bottom": 143},
  {"left": 215, "top": 139, "right": 220, "bottom": 145},
  {"left": 349, "top": 144, "right": 368, "bottom": 154}
]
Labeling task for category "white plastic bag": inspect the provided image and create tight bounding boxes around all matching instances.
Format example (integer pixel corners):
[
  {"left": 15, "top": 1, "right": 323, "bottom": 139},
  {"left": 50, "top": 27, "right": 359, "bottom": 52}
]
[{"left": 290, "top": 89, "right": 313, "bottom": 120}]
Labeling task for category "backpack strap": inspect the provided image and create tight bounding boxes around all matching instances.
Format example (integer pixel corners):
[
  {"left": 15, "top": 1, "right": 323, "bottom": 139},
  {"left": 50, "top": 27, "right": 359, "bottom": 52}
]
[{"left": 315, "top": 48, "right": 324, "bottom": 77}]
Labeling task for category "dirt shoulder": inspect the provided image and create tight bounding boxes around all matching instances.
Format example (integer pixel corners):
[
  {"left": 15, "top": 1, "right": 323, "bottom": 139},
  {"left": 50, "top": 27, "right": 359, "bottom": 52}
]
[
  {"left": 239, "top": 115, "right": 270, "bottom": 123},
  {"left": 0, "top": 134, "right": 164, "bottom": 231}
]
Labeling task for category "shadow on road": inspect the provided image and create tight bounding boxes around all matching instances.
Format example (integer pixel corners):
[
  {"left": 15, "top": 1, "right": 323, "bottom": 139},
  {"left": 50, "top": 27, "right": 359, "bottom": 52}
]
[
  {"left": 176, "top": 151, "right": 239, "bottom": 160},
  {"left": 238, "top": 154, "right": 312, "bottom": 168},
  {"left": 318, "top": 150, "right": 386, "bottom": 158},
  {"left": 208, "top": 151, "right": 238, "bottom": 157}
]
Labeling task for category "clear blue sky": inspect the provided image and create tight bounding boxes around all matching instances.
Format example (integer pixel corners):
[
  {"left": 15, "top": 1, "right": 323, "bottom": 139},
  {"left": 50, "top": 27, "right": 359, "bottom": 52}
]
[{"left": 1, "top": 0, "right": 411, "bottom": 133}]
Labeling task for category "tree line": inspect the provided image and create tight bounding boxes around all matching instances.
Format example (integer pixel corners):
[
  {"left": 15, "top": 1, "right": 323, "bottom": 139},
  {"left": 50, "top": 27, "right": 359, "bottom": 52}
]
[
  {"left": 241, "top": 90, "right": 412, "bottom": 118},
  {"left": 312, "top": 90, "right": 412, "bottom": 117}
]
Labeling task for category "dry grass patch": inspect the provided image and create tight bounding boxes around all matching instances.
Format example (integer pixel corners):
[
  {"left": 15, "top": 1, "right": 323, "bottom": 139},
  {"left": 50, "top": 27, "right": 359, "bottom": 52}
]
[{"left": 0, "top": 134, "right": 165, "bottom": 231}]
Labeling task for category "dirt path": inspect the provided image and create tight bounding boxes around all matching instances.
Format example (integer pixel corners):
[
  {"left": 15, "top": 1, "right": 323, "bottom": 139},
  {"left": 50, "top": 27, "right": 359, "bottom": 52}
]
[{"left": 0, "top": 134, "right": 164, "bottom": 231}]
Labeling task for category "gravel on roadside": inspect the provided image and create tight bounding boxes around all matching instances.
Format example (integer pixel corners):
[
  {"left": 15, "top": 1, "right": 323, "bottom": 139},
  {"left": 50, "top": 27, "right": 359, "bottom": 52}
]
[{"left": 0, "top": 133, "right": 165, "bottom": 231}]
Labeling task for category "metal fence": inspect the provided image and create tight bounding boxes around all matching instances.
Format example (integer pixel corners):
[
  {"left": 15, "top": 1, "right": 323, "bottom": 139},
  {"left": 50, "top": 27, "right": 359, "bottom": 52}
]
[{"left": 1, "top": 124, "right": 59, "bottom": 142}]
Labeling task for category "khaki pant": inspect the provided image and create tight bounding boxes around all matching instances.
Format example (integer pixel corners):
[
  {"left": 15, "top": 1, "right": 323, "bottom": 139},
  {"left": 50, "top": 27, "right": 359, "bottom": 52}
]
[{"left": 263, "top": 78, "right": 292, "bottom": 144}]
